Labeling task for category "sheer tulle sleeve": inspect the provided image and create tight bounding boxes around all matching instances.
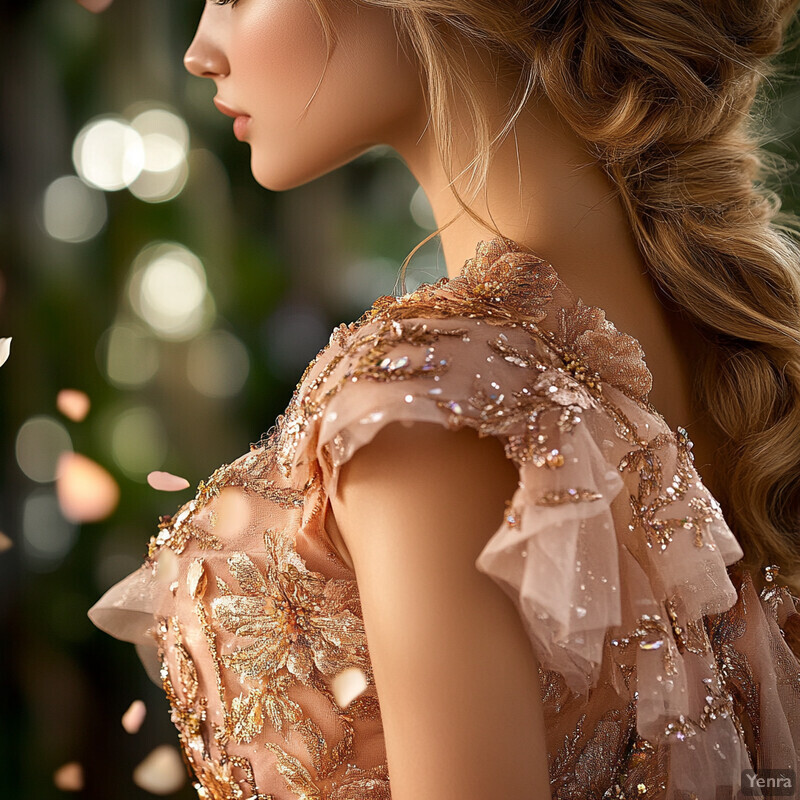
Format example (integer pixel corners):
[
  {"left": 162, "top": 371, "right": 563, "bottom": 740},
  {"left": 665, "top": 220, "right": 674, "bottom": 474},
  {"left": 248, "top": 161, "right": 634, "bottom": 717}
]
[{"left": 282, "top": 297, "right": 800, "bottom": 799}]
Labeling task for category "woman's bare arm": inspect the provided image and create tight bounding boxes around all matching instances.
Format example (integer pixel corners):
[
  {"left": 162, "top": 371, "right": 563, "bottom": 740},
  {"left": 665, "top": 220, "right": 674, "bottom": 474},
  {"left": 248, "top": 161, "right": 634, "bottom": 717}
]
[{"left": 329, "top": 420, "right": 553, "bottom": 800}]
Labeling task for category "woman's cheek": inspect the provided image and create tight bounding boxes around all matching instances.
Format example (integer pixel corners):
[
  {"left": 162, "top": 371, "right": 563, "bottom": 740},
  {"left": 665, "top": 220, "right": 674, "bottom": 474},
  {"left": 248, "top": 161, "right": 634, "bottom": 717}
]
[{"left": 236, "top": 2, "right": 328, "bottom": 107}]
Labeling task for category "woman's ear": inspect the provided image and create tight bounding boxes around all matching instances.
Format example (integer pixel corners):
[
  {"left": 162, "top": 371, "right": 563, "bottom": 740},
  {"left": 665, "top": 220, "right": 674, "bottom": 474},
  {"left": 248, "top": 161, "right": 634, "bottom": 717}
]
[{"left": 74, "top": 0, "right": 115, "bottom": 12}]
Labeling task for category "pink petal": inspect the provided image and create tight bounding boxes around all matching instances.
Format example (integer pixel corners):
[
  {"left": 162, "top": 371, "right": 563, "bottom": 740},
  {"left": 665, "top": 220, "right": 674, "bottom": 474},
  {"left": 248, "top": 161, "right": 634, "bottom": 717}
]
[
  {"left": 53, "top": 762, "right": 84, "bottom": 792},
  {"left": 331, "top": 666, "right": 368, "bottom": 709},
  {"left": 147, "top": 471, "right": 191, "bottom": 492},
  {"left": 56, "top": 452, "right": 120, "bottom": 523},
  {"left": 75, "top": 0, "right": 115, "bottom": 11},
  {"left": 212, "top": 487, "right": 251, "bottom": 538},
  {"left": 121, "top": 699, "right": 147, "bottom": 734},
  {"left": 133, "top": 745, "right": 186, "bottom": 795},
  {"left": 0, "top": 338, "right": 11, "bottom": 368},
  {"left": 57, "top": 389, "right": 91, "bottom": 422}
]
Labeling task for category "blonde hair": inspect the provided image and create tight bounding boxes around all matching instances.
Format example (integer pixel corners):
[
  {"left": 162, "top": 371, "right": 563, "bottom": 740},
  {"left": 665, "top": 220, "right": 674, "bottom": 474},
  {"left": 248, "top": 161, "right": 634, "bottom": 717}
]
[{"left": 308, "top": 0, "right": 800, "bottom": 594}]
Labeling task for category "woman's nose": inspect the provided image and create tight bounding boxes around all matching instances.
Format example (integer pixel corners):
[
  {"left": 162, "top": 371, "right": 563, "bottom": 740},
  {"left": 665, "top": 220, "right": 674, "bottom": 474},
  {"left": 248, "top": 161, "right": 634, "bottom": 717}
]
[{"left": 183, "top": 13, "right": 229, "bottom": 79}]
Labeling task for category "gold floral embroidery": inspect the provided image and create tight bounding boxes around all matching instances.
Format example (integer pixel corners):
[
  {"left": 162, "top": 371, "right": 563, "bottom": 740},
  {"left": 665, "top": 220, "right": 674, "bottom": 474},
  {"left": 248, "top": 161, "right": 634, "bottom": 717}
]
[
  {"left": 618, "top": 427, "right": 723, "bottom": 553},
  {"left": 609, "top": 611, "right": 738, "bottom": 744},
  {"left": 452, "top": 236, "right": 653, "bottom": 404},
  {"left": 212, "top": 530, "right": 372, "bottom": 685},
  {"left": 149, "top": 440, "right": 306, "bottom": 558},
  {"left": 448, "top": 238, "right": 559, "bottom": 323},
  {"left": 610, "top": 613, "right": 679, "bottom": 678},
  {"left": 273, "top": 237, "right": 655, "bottom": 479},
  {"left": 551, "top": 302, "right": 653, "bottom": 404},
  {"left": 664, "top": 595, "right": 712, "bottom": 657},
  {"left": 610, "top": 732, "right": 670, "bottom": 800},
  {"left": 274, "top": 319, "right": 463, "bottom": 478},
  {"left": 535, "top": 487, "right": 605, "bottom": 506},
  {"left": 154, "top": 524, "right": 388, "bottom": 800},
  {"left": 155, "top": 616, "right": 276, "bottom": 800}
]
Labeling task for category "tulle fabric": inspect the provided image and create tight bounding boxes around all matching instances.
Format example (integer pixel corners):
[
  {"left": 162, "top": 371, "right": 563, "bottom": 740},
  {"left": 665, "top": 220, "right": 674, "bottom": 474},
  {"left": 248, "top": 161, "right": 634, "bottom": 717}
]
[{"left": 90, "top": 236, "right": 800, "bottom": 800}]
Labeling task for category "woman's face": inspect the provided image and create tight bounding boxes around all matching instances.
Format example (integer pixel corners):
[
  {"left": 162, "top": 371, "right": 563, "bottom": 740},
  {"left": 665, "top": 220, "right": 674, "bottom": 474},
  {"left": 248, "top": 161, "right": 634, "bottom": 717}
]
[{"left": 184, "top": 0, "right": 426, "bottom": 191}]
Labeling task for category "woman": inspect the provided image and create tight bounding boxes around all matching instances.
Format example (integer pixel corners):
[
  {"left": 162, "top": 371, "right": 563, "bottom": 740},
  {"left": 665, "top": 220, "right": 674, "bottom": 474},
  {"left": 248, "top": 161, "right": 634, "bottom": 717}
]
[{"left": 90, "top": 1, "right": 800, "bottom": 798}]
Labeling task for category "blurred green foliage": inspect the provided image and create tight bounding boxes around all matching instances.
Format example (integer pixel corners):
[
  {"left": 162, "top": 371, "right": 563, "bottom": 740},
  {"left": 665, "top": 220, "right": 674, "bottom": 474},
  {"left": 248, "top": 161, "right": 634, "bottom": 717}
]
[{"left": 1, "top": 2, "right": 799, "bottom": 798}]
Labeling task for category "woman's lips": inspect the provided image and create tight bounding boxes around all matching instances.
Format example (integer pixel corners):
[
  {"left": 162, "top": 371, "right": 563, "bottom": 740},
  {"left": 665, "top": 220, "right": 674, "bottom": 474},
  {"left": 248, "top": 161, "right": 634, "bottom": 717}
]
[{"left": 213, "top": 97, "right": 251, "bottom": 141}]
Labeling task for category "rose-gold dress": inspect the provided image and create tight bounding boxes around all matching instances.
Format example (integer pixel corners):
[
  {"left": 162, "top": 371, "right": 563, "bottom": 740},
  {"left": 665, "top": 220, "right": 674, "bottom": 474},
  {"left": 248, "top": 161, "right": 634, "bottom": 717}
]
[{"left": 89, "top": 236, "right": 800, "bottom": 800}]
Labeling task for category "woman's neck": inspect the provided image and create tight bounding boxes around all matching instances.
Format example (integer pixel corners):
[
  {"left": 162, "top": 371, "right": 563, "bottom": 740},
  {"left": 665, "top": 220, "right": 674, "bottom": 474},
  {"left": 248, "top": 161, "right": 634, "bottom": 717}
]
[
  {"left": 387, "top": 67, "right": 647, "bottom": 289},
  {"left": 385, "top": 67, "right": 716, "bottom": 463}
]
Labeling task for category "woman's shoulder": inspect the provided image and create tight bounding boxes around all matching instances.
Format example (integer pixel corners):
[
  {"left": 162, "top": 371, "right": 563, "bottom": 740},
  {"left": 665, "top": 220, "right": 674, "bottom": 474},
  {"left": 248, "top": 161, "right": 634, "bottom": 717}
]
[
  {"left": 276, "top": 236, "right": 664, "bottom": 482},
  {"left": 277, "top": 236, "right": 755, "bottom": 667}
]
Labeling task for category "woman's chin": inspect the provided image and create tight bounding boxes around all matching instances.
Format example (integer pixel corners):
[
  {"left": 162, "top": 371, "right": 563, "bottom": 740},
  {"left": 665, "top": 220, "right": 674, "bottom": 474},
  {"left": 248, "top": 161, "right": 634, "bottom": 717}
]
[
  {"left": 249, "top": 145, "right": 356, "bottom": 192},
  {"left": 250, "top": 154, "right": 307, "bottom": 193}
]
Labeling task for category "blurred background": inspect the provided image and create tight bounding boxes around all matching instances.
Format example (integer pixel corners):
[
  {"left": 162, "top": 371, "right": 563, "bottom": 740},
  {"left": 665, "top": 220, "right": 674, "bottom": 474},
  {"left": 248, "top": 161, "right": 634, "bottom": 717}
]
[{"left": 0, "top": 1, "right": 798, "bottom": 798}]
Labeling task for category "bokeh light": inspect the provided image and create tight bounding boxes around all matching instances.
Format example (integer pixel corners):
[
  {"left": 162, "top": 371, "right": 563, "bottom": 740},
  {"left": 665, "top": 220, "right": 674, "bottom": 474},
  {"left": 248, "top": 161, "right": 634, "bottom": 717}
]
[
  {"left": 42, "top": 176, "right": 107, "bottom": 243},
  {"left": 128, "top": 159, "right": 189, "bottom": 203},
  {"left": 15, "top": 415, "right": 73, "bottom": 483},
  {"left": 128, "top": 242, "right": 215, "bottom": 340},
  {"left": 98, "top": 323, "right": 160, "bottom": 389},
  {"left": 72, "top": 117, "right": 145, "bottom": 191},
  {"left": 22, "top": 488, "right": 78, "bottom": 572},
  {"left": 131, "top": 108, "right": 189, "bottom": 170},
  {"left": 186, "top": 329, "right": 250, "bottom": 398},
  {"left": 128, "top": 108, "right": 191, "bottom": 202},
  {"left": 110, "top": 406, "right": 168, "bottom": 480}
]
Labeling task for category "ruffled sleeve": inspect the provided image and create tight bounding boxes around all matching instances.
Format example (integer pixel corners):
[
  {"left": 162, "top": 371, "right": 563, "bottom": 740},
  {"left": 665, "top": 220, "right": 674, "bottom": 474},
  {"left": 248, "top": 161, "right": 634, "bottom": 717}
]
[
  {"left": 288, "top": 306, "right": 744, "bottom": 695},
  {"left": 88, "top": 556, "right": 166, "bottom": 685},
  {"left": 275, "top": 250, "right": 800, "bottom": 796}
]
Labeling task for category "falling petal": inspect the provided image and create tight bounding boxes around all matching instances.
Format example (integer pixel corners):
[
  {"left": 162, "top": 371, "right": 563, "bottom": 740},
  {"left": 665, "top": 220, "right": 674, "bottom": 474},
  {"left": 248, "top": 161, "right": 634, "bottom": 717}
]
[
  {"left": 331, "top": 666, "right": 368, "bottom": 709},
  {"left": 0, "top": 337, "right": 11, "bottom": 368},
  {"left": 155, "top": 548, "right": 179, "bottom": 588},
  {"left": 132, "top": 745, "right": 186, "bottom": 795},
  {"left": 212, "top": 487, "right": 251, "bottom": 538},
  {"left": 57, "top": 389, "right": 91, "bottom": 422},
  {"left": 75, "top": 0, "right": 115, "bottom": 12},
  {"left": 186, "top": 558, "right": 207, "bottom": 599},
  {"left": 53, "top": 762, "right": 84, "bottom": 792},
  {"left": 122, "top": 699, "right": 147, "bottom": 734},
  {"left": 147, "top": 471, "right": 191, "bottom": 492},
  {"left": 0, "top": 532, "right": 11, "bottom": 552},
  {"left": 56, "top": 452, "right": 120, "bottom": 523}
]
